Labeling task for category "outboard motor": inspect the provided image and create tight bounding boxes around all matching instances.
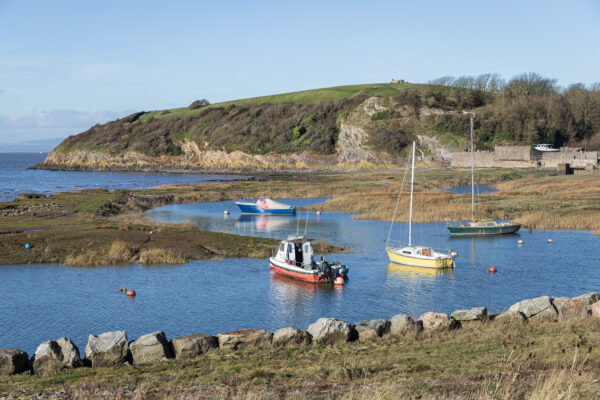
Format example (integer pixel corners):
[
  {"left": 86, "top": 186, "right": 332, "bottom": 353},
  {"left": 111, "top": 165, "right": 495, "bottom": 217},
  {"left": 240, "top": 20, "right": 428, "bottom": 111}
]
[{"left": 321, "top": 260, "right": 333, "bottom": 283}]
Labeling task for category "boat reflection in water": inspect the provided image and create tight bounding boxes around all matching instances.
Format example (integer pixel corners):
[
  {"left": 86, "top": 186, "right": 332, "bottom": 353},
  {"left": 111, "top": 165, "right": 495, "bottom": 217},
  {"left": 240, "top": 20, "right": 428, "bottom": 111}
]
[
  {"left": 386, "top": 263, "right": 454, "bottom": 278},
  {"left": 235, "top": 214, "right": 293, "bottom": 233}
]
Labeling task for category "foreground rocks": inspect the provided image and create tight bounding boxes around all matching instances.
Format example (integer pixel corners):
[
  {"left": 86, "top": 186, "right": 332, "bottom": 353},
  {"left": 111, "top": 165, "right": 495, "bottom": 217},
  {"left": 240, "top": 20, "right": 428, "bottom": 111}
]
[
  {"left": 85, "top": 331, "right": 129, "bottom": 367},
  {"left": 129, "top": 331, "right": 173, "bottom": 365},
  {"left": 0, "top": 349, "right": 28, "bottom": 375},
  {"left": 171, "top": 334, "right": 218, "bottom": 359},
  {"left": 3, "top": 291, "right": 600, "bottom": 377},
  {"left": 272, "top": 327, "right": 312, "bottom": 347},
  {"left": 307, "top": 318, "right": 358, "bottom": 344},
  {"left": 217, "top": 329, "right": 272, "bottom": 350}
]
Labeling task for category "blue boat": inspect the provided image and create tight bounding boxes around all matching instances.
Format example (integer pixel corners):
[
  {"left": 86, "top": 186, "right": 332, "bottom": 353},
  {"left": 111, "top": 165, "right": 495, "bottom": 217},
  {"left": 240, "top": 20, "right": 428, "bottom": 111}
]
[{"left": 235, "top": 197, "right": 296, "bottom": 215}]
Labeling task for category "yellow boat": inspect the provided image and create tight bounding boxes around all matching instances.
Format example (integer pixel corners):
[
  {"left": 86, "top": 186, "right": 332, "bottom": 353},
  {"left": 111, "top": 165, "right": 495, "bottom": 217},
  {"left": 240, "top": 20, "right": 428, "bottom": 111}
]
[
  {"left": 385, "top": 141, "right": 456, "bottom": 269},
  {"left": 386, "top": 245, "right": 455, "bottom": 268}
]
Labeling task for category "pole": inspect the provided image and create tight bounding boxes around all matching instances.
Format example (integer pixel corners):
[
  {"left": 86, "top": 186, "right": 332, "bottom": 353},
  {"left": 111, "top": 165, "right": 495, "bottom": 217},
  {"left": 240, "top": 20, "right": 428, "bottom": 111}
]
[
  {"left": 408, "top": 141, "right": 415, "bottom": 247},
  {"left": 470, "top": 115, "right": 475, "bottom": 222}
]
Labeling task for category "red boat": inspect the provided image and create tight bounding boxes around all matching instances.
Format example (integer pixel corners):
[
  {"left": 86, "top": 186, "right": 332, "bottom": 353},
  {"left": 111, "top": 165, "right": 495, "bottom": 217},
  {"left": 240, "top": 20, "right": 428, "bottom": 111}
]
[{"left": 269, "top": 235, "right": 348, "bottom": 284}]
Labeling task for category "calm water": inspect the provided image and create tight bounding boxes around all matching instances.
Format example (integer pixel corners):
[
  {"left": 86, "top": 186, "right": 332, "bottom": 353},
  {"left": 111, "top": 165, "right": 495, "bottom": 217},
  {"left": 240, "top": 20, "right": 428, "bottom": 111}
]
[
  {"left": 1, "top": 196, "right": 599, "bottom": 354},
  {"left": 445, "top": 184, "right": 498, "bottom": 194},
  {"left": 0, "top": 153, "right": 243, "bottom": 202}
]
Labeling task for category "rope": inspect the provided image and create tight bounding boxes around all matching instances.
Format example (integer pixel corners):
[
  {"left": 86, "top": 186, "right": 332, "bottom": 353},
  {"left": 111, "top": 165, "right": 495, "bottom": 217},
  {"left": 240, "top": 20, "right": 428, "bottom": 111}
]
[{"left": 386, "top": 155, "right": 411, "bottom": 245}]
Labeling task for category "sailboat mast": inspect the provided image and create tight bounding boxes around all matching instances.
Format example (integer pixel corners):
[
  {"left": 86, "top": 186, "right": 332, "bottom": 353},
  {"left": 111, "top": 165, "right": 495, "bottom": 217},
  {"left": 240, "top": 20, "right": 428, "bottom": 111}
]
[
  {"left": 470, "top": 115, "right": 474, "bottom": 222},
  {"left": 408, "top": 141, "right": 415, "bottom": 247}
]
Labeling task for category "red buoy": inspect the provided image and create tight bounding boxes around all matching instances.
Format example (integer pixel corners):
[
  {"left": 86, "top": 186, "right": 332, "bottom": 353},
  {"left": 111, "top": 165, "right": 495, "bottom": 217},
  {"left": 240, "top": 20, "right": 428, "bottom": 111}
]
[
  {"left": 317, "top": 211, "right": 322, "bottom": 216},
  {"left": 126, "top": 289, "right": 136, "bottom": 296},
  {"left": 488, "top": 266, "right": 497, "bottom": 273},
  {"left": 334, "top": 277, "right": 344, "bottom": 285}
]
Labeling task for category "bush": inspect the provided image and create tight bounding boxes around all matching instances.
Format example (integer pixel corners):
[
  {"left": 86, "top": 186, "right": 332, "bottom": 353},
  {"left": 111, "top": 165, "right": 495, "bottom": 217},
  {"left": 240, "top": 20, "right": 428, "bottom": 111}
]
[
  {"left": 369, "top": 127, "right": 413, "bottom": 155},
  {"left": 188, "top": 99, "right": 210, "bottom": 110}
]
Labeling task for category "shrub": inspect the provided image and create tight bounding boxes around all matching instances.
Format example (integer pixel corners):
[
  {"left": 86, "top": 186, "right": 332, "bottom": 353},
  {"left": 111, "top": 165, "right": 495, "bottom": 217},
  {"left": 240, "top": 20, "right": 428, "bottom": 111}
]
[{"left": 188, "top": 99, "right": 210, "bottom": 110}]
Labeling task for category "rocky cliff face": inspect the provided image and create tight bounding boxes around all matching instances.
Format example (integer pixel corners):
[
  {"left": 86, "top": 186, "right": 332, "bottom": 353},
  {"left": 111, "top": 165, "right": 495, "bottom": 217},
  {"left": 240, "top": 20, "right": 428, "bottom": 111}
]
[{"left": 37, "top": 96, "right": 456, "bottom": 173}]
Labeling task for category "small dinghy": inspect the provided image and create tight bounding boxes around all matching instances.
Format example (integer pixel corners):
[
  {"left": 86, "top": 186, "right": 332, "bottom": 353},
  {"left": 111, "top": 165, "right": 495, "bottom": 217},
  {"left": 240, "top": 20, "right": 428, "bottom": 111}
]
[
  {"left": 269, "top": 235, "right": 348, "bottom": 284},
  {"left": 235, "top": 197, "right": 295, "bottom": 215}
]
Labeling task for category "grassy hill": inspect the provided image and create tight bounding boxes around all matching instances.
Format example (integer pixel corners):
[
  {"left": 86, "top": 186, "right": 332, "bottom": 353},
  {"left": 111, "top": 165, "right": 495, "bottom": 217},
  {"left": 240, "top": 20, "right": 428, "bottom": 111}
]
[{"left": 43, "top": 78, "right": 600, "bottom": 172}]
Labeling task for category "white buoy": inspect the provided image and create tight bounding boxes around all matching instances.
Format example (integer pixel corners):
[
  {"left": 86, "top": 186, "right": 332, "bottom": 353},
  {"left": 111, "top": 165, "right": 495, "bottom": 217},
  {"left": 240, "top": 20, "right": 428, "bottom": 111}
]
[
  {"left": 517, "top": 240, "right": 524, "bottom": 245},
  {"left": 224, "top": 210, "right": 229, "bottom": 215},
  {"left": 547, "top": 239, "right": 552, "bottom": 243}
]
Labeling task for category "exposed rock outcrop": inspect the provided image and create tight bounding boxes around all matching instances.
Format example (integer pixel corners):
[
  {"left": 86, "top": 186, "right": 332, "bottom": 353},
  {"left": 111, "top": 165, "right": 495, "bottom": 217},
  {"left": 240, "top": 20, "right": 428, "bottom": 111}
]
[
  {"left": 0, "top": 349, "right": 28, "bottom": 375},
  {"left": 307, "top": 318, "right": 358, "bottom": 345},
  {"left": 217, "top": 329, "right": 272, "bottom": 350},
  {"left": 390, "top": 314, "right": 419, "bottom": 335},
  {"left": 32, "top": 338, "right": 82, "bottom": 377},
  {"left": 272, "top": 327, "right": 312, "bottom": 347},
  {"left": 355, "top": 319, "right": 391, "bottom": 340},
  {"left": 85, "top": 331, "right": 129, "bottom": 367},
  {"left": 129, "top": 331, "right": 173, "bottom": 365},
  {"left": 171, "top": 334, "right": 218, "bottom": 360},
  {"left": 418, "top": 312, "right": 460, "bottom": 331},
  {"left": 451, "top": 307, "right": 487, "bottom": 322},
  {"left": 507, "top": 296, "right": 557, "bottom": 321}
]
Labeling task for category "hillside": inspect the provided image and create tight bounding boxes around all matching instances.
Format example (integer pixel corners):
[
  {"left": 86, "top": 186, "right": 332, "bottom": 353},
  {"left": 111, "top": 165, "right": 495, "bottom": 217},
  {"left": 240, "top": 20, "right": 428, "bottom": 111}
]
[{"left": 37, "top": 79, "right": 600, "bottom": 173}]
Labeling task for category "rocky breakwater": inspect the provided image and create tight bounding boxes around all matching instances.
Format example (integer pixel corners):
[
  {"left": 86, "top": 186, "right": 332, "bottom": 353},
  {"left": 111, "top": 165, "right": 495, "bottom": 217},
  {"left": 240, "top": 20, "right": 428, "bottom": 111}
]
[{"left": 1, "top": 292, "right": 599, "bottom": 377}]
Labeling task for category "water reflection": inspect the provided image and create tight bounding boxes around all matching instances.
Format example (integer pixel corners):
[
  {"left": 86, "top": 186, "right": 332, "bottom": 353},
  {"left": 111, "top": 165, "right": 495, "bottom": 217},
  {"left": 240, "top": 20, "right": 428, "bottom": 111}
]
[
  {"left": 237, "top": 215, "right": 293, "bottom": 233},
  {"left": 386, "top": 263, "right": 453, "bottom": 278}
]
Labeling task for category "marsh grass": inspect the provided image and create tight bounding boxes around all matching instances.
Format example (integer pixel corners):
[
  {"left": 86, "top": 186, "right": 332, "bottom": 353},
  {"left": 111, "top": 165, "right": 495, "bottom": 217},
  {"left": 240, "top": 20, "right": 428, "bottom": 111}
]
[{"left": 138, "top": 248, "right": 186, "bottom": 265}]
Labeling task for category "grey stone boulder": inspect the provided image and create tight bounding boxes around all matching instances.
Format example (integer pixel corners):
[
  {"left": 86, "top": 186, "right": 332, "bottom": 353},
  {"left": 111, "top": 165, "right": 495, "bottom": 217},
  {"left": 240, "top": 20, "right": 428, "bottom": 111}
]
[
  {"left": 0, "top": 349, "right": 28, "bottom": 375},
  {"left": 553, "top": 297, "right": 590, "bottom": 321},
  {"left": 171, "top": 334, "right": 218, "bottom": 360},
  {"left": 355, "top": 319, "right": 391, "bottom": 340},
  {"left": 129, "top": 331, "right": 173, "bottom": 365},
  {"left": 418, "top": 312, "right": 460, "bottom": 331},
  {"left": 451, "top": 307, "right": 487, "bottom": 322},
  {"left": 85, "top": 330, "right": 128, "bottom": 368},
  {"left": 272, "top": 327, "right": 312, "bottom": 347},
  {"left": 390, "top": 314, "right": 418, "bottom": 335},
  {"left": 573, "top": 292, "right": 600, "bottom": 305},
  {"left": 492, "top": 311, "right": 526, "bottom": 323},
  {"left": 307, "top": 318, "right": 357, "bottom": 345},
  {"left": 32, "top": 338, "right": 82, "bottom": 376},
  {"left": 507, "top": 296, "right": 556, "bottom": 320},
  {"left": 529, "top": 306, "right": 558, "bottom": 322},
  {"left": 217, "top": 329, "right": 273, "bottom": 350},
  {"left": 591, "top": 301, "right": 600, "bottom": 318}
]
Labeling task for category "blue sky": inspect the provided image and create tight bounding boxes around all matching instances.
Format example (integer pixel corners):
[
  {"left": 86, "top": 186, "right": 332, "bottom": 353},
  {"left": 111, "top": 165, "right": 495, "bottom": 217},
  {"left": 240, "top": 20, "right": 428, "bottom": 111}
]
[{"left": 0, "top": 0, "right": 599, "bottom": 143}]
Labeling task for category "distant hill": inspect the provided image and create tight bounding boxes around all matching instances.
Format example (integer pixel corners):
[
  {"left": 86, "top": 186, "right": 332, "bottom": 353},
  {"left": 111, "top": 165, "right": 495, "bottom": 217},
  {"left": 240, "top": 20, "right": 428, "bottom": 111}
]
[
  {"left": 37, "top": 80, "right": 600, "bottom": 172},
  {"left": 1, "top": 137, "right": 66, "bottom": 153}
]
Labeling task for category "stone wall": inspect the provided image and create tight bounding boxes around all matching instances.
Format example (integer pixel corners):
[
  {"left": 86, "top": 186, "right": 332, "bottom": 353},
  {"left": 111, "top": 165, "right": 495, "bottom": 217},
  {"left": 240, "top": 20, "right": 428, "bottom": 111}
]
[
  {"left": 2, "top": 291, "right": 599, "bottom": 377},
  {"left": 541, "top": 151, "right": 598, "bottom": 169},
  {"left": 450, "top": 151, "right": 535, "bottom": 168},
  {"left": 495, "top": 146, "right": 531, "bottom": 161}
]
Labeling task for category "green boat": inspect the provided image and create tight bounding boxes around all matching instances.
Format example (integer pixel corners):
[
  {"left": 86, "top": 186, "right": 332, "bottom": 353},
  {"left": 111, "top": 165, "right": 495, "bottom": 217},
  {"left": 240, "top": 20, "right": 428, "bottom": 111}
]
[
  {"left": 446, "top": 112, "right": 521, "bottom": 236},
  {"left": 446, "top": 220, "right": 521, "bottom": 236}
]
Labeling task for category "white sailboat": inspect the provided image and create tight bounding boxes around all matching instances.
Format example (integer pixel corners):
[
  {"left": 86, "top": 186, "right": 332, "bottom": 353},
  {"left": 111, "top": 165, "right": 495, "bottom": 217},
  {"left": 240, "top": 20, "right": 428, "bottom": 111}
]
[{"left": 386, "top": 141, "right": 456, "bottom": 269}]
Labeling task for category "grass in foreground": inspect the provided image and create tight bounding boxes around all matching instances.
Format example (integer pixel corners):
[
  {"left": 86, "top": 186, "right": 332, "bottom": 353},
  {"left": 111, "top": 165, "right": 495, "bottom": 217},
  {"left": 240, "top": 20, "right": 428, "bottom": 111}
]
[{"left": 1, "top": 319, "right": 599, "bottom": 399}]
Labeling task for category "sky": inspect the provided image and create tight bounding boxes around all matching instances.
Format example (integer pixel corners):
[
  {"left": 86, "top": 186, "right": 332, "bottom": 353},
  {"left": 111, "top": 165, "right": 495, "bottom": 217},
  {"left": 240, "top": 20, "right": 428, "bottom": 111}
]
[{"left": 0, "top": 0, "right": 599, "bottom": 144}]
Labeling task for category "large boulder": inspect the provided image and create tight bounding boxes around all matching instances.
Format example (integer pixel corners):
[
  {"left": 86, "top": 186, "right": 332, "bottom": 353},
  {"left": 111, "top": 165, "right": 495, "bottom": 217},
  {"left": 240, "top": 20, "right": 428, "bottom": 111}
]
[
  {"left": 418, "top": 312, "right": 460, "bottom": 331},
  {"left": 85, "top": 331, "right": 128, "bottom": 368},
  {"left": 0, "top": 349, "right": 28, "bottom": 375},
  {"left": 355, "top": 319, "right": 391, "bottom": 341},
  {"left": 451, "top": 307, "right": 487, "bottom": 322},
  {"left": 272, "top": 327, "right": 312, "bottom": 347},
  {"left": 573, "top": 292, "right": 600, "bottom": 305},
  {"left": 492, "top": 311, "right": 526, "bottom": 323},
  {"left": 129, "top": 331, "right": 173, "bottom": 365},
  {"left": 591, "top": 301, "right": 600, "bottom": 318},
  {"left": 32, "top": 338, "right": 82, "bottom": 377},
  {"left": 552, "top": 297, "right": 590, "bottom": 322},
  {"left": 307, "top": 318, "right": 357, "bottom": 345},
  {"left": 171, "top": 334, "right": 218, "bottom": 360},
  {"left": 507, "top": 296, "right": 556, "bottom": 320},
  {"left": 390, "top": 314, "right": 418, "bottom": 335},
  {"left": 217, "top": 329, "right": 272, "bottom": 350}
]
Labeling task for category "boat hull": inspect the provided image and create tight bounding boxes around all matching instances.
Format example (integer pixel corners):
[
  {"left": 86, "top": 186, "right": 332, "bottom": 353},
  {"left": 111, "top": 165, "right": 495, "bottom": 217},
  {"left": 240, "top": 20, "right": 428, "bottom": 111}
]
[
  {"left": 235, "top": 202, "right": 295, "bottom": 215},
  {"left": 269, "top": 258, "right": 322, "bottom": 283},
  {"left": 386, "top": 249, "right": 454, "bottom": 269},
  {"left": 446, "top": 224, "right": 521, "bottom": 236}
]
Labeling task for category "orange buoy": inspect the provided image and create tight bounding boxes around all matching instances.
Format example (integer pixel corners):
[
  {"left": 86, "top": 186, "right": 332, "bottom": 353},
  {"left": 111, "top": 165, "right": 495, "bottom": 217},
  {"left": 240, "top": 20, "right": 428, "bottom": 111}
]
[
  {"left": 334, "top": 277, "right": 344, "bottom": 285},
  {"left": 489, "top": 266, "right": 497, "bottom": 273},
  {"left": 126, "top": 289, "right": 136, "bottom": 297},
  {"left": 317, "top": 211, "right": 321, "bottom": 216}
]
